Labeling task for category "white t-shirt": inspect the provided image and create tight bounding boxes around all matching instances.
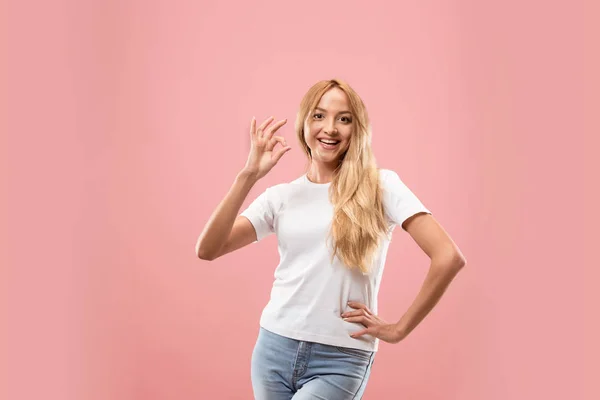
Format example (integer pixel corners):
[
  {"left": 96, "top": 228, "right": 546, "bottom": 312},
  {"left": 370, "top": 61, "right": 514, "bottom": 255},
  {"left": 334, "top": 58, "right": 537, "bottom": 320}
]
[{"left": 240, "top": 168, "right": 431, "bottom": 352}]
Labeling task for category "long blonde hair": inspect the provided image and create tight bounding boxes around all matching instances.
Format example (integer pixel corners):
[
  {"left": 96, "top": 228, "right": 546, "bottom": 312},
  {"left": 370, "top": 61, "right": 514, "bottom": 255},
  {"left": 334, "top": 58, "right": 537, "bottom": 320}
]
[{"left": 295, "top": 79, "right": 390, "bottom": 273}]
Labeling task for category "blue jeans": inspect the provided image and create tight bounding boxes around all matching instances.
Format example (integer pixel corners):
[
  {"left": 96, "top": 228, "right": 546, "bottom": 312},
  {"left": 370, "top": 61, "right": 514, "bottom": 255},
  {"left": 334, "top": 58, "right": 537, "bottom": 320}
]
[{"left": 251, "top": 327, "right": 375, "bottom": 399}]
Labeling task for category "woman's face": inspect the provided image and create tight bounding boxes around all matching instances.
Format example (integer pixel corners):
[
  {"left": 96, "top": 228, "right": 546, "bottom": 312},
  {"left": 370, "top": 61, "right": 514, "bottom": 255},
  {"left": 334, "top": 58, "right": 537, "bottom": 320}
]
[{"left": 304, "top": 87, "right": 354, "bottom": 165}]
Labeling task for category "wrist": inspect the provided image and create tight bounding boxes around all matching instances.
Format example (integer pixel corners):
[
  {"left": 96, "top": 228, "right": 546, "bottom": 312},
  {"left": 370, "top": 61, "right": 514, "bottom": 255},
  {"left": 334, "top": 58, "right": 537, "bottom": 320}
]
[{"left": 237, "top": 169, "right": 260, "bottom": 182}]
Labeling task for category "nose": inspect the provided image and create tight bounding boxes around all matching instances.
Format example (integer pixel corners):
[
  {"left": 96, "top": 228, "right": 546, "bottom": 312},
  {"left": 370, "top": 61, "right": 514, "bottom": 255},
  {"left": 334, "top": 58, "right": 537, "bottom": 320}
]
[{"left": 324, "top": 118, "right": 338, "bottom": 136}]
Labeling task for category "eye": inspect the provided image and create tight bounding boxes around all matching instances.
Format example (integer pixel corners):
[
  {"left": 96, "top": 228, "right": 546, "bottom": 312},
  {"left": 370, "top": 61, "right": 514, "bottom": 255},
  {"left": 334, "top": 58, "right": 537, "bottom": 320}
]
[
  {"left": 340, "top": 116, "right": 352, "bottom": 123},
  {"left": 313, "top": 113, "right": 323, "bottom": 119}
]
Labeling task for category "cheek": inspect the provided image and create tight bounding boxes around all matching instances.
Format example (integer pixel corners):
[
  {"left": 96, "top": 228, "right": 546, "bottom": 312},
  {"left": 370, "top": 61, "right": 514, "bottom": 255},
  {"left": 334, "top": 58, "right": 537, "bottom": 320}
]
[
  {"left": 341, "top": 131, "right": 352, "bottom": 144},
  {"left": 305, "top": 126, "right": 318, "bottom": 142},
  {"left": 303, "top": 132, "right": 315, "bottom": 151},
  {"left": 303, "top": 130, "right": 312, "bottom": 145}
]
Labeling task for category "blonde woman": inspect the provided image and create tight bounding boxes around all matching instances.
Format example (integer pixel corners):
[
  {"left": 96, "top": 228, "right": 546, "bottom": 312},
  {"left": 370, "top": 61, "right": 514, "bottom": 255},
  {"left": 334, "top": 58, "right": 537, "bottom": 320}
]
[{"left": 196, "top": 79, "right": 466, "bottom": 399}]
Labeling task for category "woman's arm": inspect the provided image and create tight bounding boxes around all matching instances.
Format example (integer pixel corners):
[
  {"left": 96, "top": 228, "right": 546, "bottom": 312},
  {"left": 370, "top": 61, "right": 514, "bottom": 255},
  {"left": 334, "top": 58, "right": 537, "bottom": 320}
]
[
  {"left": 393, "top": 213, "right": 467, "bottom": 339},
  {"left": 195, "top": 116, "right": 291, "bottom": 261},
  {"left": 344, "top": 213, "right": 466, "bottom": 343},
  {"left": 195, "top": 170, "right": 259, "bottom": 260}
]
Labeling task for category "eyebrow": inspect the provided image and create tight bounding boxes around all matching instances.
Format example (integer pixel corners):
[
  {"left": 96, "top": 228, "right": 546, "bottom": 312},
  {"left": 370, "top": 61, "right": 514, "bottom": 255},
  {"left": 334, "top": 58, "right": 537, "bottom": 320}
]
[{"left": 314, "top": 107, "right": 352, "bottom": 115}]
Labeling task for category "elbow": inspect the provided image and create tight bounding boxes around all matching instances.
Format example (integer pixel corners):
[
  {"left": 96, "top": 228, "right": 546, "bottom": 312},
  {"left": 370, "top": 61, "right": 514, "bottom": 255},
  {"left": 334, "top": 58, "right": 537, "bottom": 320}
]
[
  {"left": 195, "top": 235, "right": 217, "bottom": 261},
  {"left": 434, "top": 251, "right": 466, "bottom": 272},
  {"left": 195, "top": 245, "right": 216, "bottom": 261},
  {"left": 452, "top": 252, "right": 467, "bottom": 271},
  {"left": 455, "top": 257, "right": 467, "bottom": 270},
  {"left": 197, "top": 251, "right": 215, "bottom": 261}
]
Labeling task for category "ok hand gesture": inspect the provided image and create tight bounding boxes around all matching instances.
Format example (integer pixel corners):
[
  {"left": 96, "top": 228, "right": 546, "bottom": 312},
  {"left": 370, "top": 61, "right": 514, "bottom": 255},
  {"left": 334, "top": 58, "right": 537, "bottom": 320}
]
[{"left": 243, "top": 116, "right": 291, "bottom": 181}]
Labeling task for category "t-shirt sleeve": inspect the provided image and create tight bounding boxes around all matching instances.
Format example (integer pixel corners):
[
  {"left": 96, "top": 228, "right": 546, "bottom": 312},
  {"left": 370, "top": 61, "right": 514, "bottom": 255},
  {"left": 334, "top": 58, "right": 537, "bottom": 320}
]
[
  {"left": 239, "top": 187, "right": 276, "bottom": 242},
  {"left": 380, "top": 169, "right": 432, "bottom": 230}
]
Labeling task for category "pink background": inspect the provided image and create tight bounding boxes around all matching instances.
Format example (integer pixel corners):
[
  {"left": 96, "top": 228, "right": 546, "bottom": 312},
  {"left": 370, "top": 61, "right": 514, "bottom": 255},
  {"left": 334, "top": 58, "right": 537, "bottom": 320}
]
[{"left": 2, "top": 0, "right": 597, "bottom": 399}]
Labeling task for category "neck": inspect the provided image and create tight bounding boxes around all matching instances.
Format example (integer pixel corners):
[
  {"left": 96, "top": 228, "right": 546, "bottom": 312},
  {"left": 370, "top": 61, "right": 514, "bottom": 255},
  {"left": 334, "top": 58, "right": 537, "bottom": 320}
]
[{"left": 307, "top": 161, "right": 338, "bottom": 184}]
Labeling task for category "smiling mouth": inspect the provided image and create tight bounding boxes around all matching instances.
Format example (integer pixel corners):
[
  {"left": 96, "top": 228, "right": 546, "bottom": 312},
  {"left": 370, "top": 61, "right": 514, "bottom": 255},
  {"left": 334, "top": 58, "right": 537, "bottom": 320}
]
[{"left": 318, "top": 139, "right": 340, "bottom": 149}]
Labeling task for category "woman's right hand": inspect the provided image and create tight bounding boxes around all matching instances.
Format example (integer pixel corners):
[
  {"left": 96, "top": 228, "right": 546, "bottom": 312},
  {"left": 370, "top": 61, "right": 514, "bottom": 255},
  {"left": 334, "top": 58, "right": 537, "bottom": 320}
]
[{"left": 242, "top": 116, "right": 292, "bottom": 181}]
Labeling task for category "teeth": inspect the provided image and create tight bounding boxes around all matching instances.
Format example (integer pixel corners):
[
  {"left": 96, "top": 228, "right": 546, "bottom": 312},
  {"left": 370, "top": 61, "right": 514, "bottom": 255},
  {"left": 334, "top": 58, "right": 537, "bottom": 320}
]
[{"left": 319, "top": 139, "right": 338, "bottom": 144}]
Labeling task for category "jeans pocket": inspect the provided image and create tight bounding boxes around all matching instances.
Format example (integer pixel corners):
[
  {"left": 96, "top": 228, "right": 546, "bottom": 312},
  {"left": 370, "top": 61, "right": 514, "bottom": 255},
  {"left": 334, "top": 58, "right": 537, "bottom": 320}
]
[{"left": 334, "top": 346, "right": 373, "bottom": 361}]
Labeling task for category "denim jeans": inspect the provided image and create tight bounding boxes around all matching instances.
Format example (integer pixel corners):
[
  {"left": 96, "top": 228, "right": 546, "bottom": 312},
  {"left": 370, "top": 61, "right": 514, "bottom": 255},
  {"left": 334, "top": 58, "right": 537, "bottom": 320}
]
[{"left": 251, "top": 327, "right": 375, "bottom": 400}]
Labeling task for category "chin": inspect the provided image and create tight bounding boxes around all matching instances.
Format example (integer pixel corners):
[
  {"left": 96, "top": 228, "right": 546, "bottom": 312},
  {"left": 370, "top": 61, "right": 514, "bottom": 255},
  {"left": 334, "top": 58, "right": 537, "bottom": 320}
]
[{"left": 317, "top": 155, "right": 343, "bottom": 165}]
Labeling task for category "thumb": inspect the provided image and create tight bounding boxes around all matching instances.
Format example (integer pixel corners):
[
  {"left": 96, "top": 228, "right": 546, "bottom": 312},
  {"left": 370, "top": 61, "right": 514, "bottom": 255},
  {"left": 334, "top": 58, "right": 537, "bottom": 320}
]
[
  {"left": 350, "top": 328, "right": 369, "bottom": 338},
  {"left": 273, "top": 146, "right": 291, "bottom": 163}
]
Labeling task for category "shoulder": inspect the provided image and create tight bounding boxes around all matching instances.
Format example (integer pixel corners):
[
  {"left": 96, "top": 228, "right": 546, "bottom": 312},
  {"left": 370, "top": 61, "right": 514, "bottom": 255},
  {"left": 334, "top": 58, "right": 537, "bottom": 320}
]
[
  {"left": 262, "top": 175, "right": 306, "bottom": 202},
  {"left": 378, "top": 168, "right": 402, "bottom": 178},
  {"left": 268, "top": 175, "right": 305, "bottom": 193},
  {"left": 378, "top": 168, "right": 403, "bottom": 187},
  {"left": 378, "top": 168, "right": 395, "bottom": 179},
  {"left": 377, "top": 168, "right": 421, "bottom": 197}
]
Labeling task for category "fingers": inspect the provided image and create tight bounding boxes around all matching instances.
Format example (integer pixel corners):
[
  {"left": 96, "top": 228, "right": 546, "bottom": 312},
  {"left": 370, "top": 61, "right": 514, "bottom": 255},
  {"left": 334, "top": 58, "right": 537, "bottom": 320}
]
[
  {"left": 342, "top": 302, "right": 372, "bottom": 326},
  {"left": 269, "top": 135, "right": 287, "bottom": 149},
  {"left": 249, "top": 116, "right": 256, "bottom": 137},
  {"left": 263, "top": 118, "right": 287, "bottom": 140},
  {"left": 273, "top": 145, "right": 292, "bottom": 163},
  {"left": 252, "top": 116, "right": 287, "bottom": 141},
  {"left": 257, "top": 116, "right": 275, "bottom": 135},
  {"left": 350, "top": 328, "right": 369, "bottom": 338},
  {"left": 342, "top": 308, "right": 372, "bottom": 325},
  {"left": 342, "top": 316, "right": 369, "bottom": 325},
  {"left": 342, "top": 309, "right": 370, "bottom": 318},
  {"left": 267, "top": 135, "right": 291, "bottom": 163},
  {"left": 342, "top": 304, "right": 373, "bottom": 327},
  {"left": 251, "top": 117, "right": 289, "bottom": 163},
  {"left": 346, "top": 301, "right": 372, "bottom": 314}
]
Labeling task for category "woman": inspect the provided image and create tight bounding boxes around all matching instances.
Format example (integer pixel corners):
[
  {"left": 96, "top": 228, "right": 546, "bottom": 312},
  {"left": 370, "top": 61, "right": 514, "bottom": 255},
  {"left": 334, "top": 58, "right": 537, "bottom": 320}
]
[{"left": 196, "top": 79, "right": 466, "bottom": 399}]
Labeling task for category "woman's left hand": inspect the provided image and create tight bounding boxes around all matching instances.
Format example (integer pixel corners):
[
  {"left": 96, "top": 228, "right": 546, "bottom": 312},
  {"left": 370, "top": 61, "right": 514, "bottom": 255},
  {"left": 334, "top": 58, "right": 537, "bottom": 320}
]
[{"left": 342, "top": 301, "right": 405, "bottom": 344}]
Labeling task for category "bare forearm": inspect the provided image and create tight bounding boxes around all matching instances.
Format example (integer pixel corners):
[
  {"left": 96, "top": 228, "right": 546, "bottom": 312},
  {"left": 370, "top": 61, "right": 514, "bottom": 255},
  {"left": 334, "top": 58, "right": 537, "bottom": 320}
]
[
  {"left": 195, "top": 170, "right": 259, "bottom": 258},
  {"left": 395, "top": 256, "right": 466, "bottom": 339}
]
